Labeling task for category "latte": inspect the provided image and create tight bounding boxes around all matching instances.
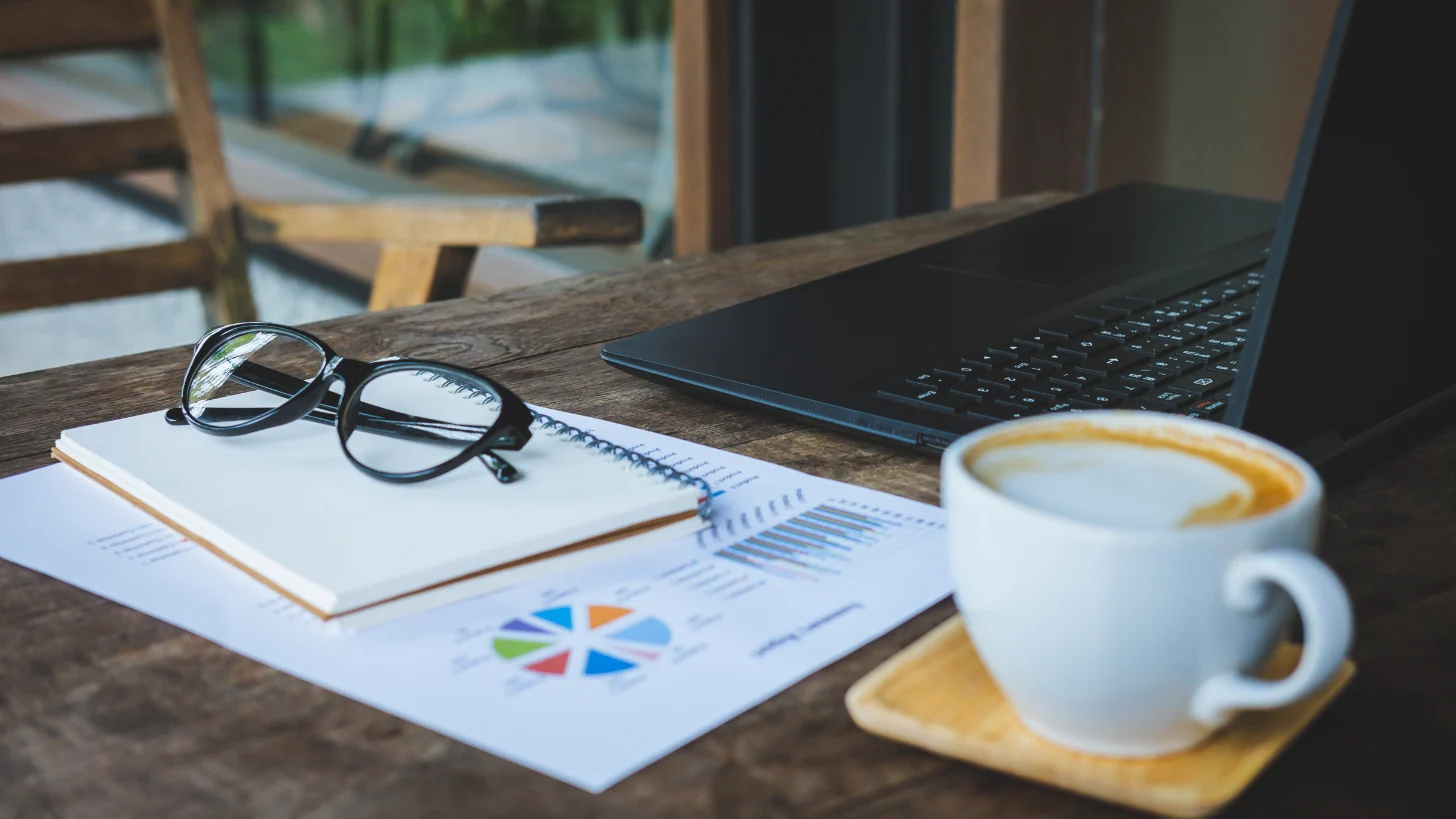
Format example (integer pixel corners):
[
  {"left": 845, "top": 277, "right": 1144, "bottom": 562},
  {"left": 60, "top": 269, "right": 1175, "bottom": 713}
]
[{"left": 963, "top": 419, "right": 1303, "bottom": 528}]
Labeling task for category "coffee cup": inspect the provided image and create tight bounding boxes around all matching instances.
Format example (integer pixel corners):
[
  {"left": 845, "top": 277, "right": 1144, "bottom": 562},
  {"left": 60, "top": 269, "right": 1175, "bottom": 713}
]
[{"left": 941, "top": 410, "right": 1352, "bottom": 756}]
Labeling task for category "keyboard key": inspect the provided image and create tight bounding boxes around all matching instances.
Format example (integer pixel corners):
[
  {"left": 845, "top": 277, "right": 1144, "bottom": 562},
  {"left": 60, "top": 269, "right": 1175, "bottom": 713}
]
[
  {"left": 1097, "top": 323, "right": 1147, "bottom": 342},
  {"left": 1187, "top": 291, "right": 1223, "bottom": 309},
  {"left": 962, "top": 352, "right": 1014, "bottom": 371},
  {"left": 949, "top": 383, "right": 997, "bottom": 401},
  {"left": 1120, "top": 315, "right": 1156, "bottom": 332},
  {"left": 1045, "top": 401, "right": 1076, "bottom": 412},
  {"left": 1168, "top": 371, "right": 1234, "bottom": 395},
  {"left": 1149, "top": 389, "right": 1194, "bottom": 407},
  {"left": 1150, "top": 353, "right": 1205, "bottom": 373},
  {"left": 1073, "top": 393, "right": 1125, "bottom": 409},
  {"left": 1060, "top": 335, "right": 1119, "bottom": 355},
  {"left": 1076, "top": 306, "right": 1127, "bottom": 325},
  {"left": 975, "top": 402, "right": 1032, "bottom": 421},
  {"left": 877, "top": 385, "right": 964, "bottom": 413},
  {"left": 1005, "top": 360, "right": 1056, "bottom": 378},
  {"left": 933, "top": 362, "right": 982, "bottom": 381},
  {"left": 1000, "top": 391, "right": 1051, "bottom": 410},
  {"left": 1154, "top": 327, "right": 1203, "bottom": 345},
  {"left": 1209, "top": 357, "right": 1240, "bottom": 374},
  {"left": 1124, "top": 336, "right": 1181, "bottom": 355},
  {"left": 907, "top": 372, "right": 945, "bottom": 388},
  {"left": 1024, "top": 381, "right": 1080, "bottom": 398},
  {"left": 1177, "top": 344, "right": 1227, "bottom": 363},
  {"left": 1134, "top": 397, "right": 1179, "bottom": 412},
  {"left": 1039, "top": 316, "right": 1100, "bottom": 338},
  {"left": 1104, "top": 295, "right": 1154, "bottom": 313},
  {"left": 1099, "top": 382, "right": 1146, "bottom": 398},
  {"left": 990, "top": 341, "right": 1041, "bottom": 358},
  {"left": 1124, "top": 367, "right": 1172, "bottom": 385},
  {"left": 1014, "top": 331, "right": 1062, "bottom": 347},
  {"left": 1076, "top": 349, "right": 1151, "bottom": 376},
  {"left": 1151, "top": 304, "right": 1198, "bottom": 322},
  {"left": 1050, "top": 371, "right": 1101, "bottom": 389},
  {"left": 1182, "top": 316, "right": 1229, "bottom": 335},
  {"left": 1204, "top": 332, "right": 1245, "bottom": 349},
  {"left": 1030, "top": 353, "right": 1075, "bottom": 370},
  {"left": 1038, "top": 350, "right": 1087, "bottom": 368},
  {"left": 1191, "top": 398, "right": 1229, "bottom": 415},
  {"left": 977, "top": 376, "right": 1018, "bottom": 392}
]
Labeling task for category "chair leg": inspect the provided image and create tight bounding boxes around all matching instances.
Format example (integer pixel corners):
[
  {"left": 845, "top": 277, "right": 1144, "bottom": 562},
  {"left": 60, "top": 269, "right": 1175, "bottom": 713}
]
[
  {"left": 368, "top": 243, "right": 478, "bottom": 311},
  {"left": 203, "top": 242, "right": 258, "bottom": 325}
]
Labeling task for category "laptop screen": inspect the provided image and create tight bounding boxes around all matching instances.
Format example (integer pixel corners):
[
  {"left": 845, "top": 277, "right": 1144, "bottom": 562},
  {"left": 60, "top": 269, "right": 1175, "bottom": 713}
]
[{"left": 1232, "top": 0, "right": 1456, "bottom": 459}]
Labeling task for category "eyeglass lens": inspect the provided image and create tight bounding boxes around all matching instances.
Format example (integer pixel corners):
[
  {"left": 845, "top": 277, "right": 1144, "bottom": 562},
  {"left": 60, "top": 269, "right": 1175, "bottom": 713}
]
[
  {"left": 184, "top": 329, "right": 326, "bottom": 428},
  {"left": 343, "top": 367, "right": 506, "bottom": 474}
]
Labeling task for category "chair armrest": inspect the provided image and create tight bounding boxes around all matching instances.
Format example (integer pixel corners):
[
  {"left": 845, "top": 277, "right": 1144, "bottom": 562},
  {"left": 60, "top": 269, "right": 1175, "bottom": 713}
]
[{"left": 240, "top": 195, "right": 643, "bottom": 247}]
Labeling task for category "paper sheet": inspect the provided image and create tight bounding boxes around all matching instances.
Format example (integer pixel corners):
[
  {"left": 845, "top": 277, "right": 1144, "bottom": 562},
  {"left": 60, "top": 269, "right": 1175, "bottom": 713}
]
[{"left": 0, "top": 409, "right": 951, "bottom": 792}]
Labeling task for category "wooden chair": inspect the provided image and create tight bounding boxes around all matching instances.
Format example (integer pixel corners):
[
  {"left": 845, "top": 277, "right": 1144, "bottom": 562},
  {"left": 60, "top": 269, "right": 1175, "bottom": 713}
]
[{"left": 0, "top": 0, "right": 642, "bottom": 323}]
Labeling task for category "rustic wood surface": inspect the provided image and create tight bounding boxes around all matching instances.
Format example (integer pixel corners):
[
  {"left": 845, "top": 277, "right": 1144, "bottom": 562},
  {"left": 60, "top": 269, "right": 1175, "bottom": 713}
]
[{"left": 2, "top": 193, "right": 1454, "bottom": 818}]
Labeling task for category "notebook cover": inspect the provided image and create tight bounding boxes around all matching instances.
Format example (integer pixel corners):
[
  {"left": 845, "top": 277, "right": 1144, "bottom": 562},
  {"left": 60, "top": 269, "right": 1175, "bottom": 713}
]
[{"left": 54, "top": 395, "right": 703, "bottom": 615}]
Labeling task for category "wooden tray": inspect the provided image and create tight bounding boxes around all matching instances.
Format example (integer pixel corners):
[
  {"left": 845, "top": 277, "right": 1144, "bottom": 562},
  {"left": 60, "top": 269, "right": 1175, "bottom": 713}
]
[{"left": 846, "top": 616, "right": 1354, "bottom": 818}]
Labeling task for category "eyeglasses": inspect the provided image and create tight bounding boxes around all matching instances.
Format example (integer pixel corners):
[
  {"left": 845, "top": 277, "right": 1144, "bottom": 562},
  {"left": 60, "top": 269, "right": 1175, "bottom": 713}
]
[{"left": 165, "top": 322, "right": 535, "bottom": 484}]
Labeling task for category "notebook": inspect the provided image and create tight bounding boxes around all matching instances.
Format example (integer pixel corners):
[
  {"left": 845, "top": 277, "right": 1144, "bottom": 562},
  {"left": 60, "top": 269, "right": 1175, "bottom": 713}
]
[{"left": 53, "top": 372, "right": 708, "bottom": 629}]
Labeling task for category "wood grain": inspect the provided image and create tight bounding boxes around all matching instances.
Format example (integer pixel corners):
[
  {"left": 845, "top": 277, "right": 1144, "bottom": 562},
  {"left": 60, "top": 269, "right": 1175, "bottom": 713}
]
[
  {"left": 241, "top": 196, "right": 644, "bottom": 247},
  {"left": 5, "top": 193, "right": 1453, "bottom": 817},
  {"left": 0, "top": 239, "right": 214, "bottom": 313},
  {"left": 367, "top": 244, "right": 478, "bottom": 311},
  {"left": 0, "top": 0, "right": 157, "bottom": 59},
  {"left": 0, "top": 115, "right": 186, "bottom": 185},
  {"left": 951, "top": 0, "right": 1096, "bottom": 205},
  {"left": 847, "top": 618, "right": 1355, "bottom": 818},
  {"left": 151, "top": 0, "right": 256, "bottom": 324},
  {"left": 672, "top": 0, "right": 733, "bottom": 254}
]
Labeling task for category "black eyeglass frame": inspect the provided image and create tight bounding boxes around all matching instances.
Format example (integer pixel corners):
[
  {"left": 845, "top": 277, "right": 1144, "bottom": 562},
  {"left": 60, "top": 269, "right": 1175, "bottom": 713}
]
[{"left": 173, "top": 322, "right": 535, "bottom": 484}]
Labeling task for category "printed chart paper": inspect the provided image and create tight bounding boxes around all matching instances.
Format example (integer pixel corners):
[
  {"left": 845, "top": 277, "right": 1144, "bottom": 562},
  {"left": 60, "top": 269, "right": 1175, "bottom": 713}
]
[{"left": 0, "top": 409, "right": 951, "bottom": 791}]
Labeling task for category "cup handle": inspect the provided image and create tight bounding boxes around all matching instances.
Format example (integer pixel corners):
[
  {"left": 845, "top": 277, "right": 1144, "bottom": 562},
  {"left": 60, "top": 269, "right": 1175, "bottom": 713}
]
[{"left": 1190, "top": 549, "right": 1353, "bottom": 726}]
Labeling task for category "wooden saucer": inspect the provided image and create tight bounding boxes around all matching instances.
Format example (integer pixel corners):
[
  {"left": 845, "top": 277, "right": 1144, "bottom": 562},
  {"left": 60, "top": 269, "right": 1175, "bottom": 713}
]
[{"left": 846, "top": 616, "right": 1354, "bottom": 818}]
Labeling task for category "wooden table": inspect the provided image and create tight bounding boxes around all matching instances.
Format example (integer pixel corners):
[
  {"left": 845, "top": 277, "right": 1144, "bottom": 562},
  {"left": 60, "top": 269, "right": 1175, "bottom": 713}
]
[{"left": 2, "top": 194, "right": 1452, "bottom": 817}]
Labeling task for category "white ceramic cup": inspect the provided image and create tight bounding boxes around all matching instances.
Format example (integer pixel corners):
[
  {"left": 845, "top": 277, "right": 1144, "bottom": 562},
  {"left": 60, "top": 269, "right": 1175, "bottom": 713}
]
[{"left": 941, "top": 411, "right": 1353, "bottom": 756}]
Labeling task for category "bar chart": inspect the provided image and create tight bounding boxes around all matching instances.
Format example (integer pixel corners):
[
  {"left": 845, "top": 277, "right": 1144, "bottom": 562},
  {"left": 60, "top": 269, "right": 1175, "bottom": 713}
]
[{"left": 712, "top": 502, "right": 903, "bottom": 580}]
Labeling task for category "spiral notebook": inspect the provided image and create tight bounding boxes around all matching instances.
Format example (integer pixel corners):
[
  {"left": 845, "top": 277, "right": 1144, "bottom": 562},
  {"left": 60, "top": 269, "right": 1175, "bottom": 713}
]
[{"left": 53, "top": 372, "right": 709, "bottom": 629}]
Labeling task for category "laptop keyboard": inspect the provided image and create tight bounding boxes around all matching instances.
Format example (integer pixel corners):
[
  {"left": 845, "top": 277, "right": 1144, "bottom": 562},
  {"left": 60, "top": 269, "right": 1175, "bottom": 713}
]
[{"left": 878, "top": 267, "right": 1263, "bottom": 426}]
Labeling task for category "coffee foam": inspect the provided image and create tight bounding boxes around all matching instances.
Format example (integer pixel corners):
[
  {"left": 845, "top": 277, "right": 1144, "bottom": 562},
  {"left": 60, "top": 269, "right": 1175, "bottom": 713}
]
[{"left": 964, "top": 420, "right": 1303, "bottom": 529}]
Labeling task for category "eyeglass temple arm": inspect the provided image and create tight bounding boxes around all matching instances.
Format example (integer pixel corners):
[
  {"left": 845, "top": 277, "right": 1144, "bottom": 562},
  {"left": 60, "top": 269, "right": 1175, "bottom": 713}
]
[{"left": 166, "top": 403, "right": 521, "bottom": 483}]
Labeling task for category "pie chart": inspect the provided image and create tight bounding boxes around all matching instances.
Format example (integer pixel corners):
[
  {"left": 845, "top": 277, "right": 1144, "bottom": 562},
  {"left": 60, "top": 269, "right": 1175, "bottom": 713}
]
[{"left": 492, "top": 604, "right": 672, "bottom": 677}]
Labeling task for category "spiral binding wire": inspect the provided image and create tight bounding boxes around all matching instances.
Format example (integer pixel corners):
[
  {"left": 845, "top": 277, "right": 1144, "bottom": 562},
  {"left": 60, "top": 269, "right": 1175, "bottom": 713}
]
[{"left": 415, "top": 370, "right": 713, "bottom": 519}]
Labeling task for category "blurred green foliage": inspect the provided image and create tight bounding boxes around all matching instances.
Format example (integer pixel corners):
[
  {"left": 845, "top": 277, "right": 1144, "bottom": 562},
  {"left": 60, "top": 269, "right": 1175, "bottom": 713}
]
[{"left": 196, "top": 0, "right": 671, "bottom": 85}]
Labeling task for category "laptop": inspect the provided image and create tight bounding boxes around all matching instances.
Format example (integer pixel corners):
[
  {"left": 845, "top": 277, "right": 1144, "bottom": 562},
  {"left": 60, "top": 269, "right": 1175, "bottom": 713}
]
[{"left": 603, "top": 0, "right": 1453, "bottom": 471}]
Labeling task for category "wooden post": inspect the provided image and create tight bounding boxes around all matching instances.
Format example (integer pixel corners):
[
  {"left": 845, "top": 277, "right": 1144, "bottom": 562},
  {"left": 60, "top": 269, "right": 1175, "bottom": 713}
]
[
  {"left": 672, "top": 0, "right": 733, "bottom": 255},
  {"left": 951, "top": 0, "right": 1096, "bottom": 206}
]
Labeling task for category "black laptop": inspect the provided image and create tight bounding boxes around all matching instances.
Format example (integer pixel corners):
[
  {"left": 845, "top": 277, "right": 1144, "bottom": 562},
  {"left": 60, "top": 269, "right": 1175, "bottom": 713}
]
[{"left": 603, "top": 0, "right": 1453, "bottom": 470}]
